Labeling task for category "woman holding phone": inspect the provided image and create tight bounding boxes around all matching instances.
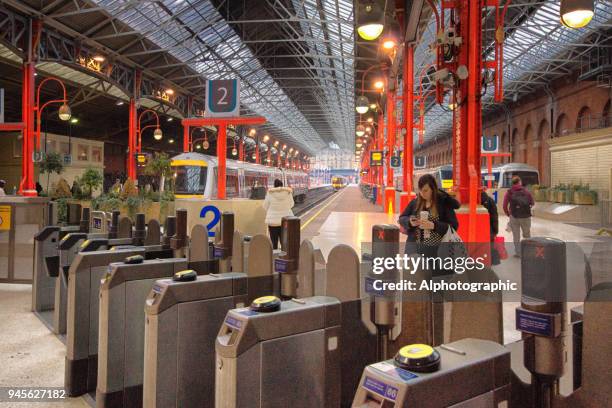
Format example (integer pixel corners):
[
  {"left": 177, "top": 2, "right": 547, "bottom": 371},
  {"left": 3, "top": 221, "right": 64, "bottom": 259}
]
[{"left": 398, "top": 174, "right": 460, "bottom": 276}]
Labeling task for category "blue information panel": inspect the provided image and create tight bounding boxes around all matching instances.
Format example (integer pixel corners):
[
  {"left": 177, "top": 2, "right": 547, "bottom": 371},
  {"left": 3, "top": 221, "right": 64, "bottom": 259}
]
[
  {"left": 213, "top": 245, "right": 225, "bottom": 259},
  {"left": 93, "top": 217, "right": 102, "bottom": 230},
  {"left": 224, "top": 315, "right": 243, "bottom": 331},
  {"left": 363, "top": 377, "right": 399, "bottom": 401},
  {"left": 516, "top": 308, "right": 556, "bottom": 337},
  {"left": 482, "top": 135, "right": 499, "bottom": 153},
  {"left": 274, "top": 258, "right": 291, "bottom": 273}
]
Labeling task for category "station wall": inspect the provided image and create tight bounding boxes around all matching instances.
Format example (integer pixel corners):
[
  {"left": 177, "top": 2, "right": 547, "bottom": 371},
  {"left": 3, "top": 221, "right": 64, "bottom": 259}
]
[
  {"left": 415, "top": 76, "right": 611, "bottom": 194},
  {"left": 0, "top": 132, "right": 104, "bottom": 195}
]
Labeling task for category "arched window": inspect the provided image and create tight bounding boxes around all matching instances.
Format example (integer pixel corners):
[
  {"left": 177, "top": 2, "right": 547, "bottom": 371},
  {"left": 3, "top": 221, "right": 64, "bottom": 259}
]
[
  {"left": 555, "top": 113, "right": 569, "bottom": 137},
  {"left": 576, "top": 106, "right": 592, "bottom": 131}
]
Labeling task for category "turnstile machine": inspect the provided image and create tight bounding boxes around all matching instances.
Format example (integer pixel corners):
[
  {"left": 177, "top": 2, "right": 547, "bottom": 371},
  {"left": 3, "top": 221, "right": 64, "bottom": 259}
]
[
  {"left": 141, "top": 233, "right": 275, "bottom": 408},
  {"left": 352, "top": 339, "right": 511, "bottom": 407},
  {"left": 215, "top": 296, "right": 342, "bottom": 408}
]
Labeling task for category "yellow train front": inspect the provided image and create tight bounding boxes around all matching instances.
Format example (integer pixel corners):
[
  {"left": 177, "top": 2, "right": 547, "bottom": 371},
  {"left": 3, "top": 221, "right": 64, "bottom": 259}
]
[{"left": 331, "top": 176, "right": 347, "bottom": 191}]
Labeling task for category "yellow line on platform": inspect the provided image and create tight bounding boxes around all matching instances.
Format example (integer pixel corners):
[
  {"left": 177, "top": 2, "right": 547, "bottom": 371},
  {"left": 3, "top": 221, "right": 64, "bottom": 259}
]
[{"left": 300, "top": 187, "right": 347, "bottom": 231}]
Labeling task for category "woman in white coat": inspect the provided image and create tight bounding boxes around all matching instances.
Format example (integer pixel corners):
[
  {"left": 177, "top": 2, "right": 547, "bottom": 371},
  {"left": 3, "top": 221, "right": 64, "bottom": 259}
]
[{"left": 262, "top": 179, "right": 294, "bottom": 249}]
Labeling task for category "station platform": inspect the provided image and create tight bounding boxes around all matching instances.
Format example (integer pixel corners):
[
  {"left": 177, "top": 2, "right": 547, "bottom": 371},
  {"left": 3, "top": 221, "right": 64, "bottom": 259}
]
[{"left": 0, "top": 184, "right": 607, "bottom": 406}]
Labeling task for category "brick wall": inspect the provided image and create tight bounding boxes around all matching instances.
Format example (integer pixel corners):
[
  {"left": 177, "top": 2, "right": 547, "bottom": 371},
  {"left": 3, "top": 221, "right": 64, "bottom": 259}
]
[{"left": 414, "top": 75, "right": 611, "bottom": 186}]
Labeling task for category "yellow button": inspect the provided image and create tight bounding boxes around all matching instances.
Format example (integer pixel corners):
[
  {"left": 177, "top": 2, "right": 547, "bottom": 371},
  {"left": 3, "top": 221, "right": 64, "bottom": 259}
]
[
  {"left": 398, "top": 344, "right": 434, "bottom": 359},
  {"left": 253, "top": 296, "right": 279, "bottom": 305}
]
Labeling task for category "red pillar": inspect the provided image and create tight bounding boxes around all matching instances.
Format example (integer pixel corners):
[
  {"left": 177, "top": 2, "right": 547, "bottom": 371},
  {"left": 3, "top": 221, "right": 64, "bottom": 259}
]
[
  {"left": 20, "top": 63, "right": 36, "bottom": 196},
  {"left": 386, "top": 86, "right": 395, "bottom": 187},
  {"left": 217, "top": 125, "right": 227, "bottom": 199},
  {"left": 403, "top": 44, "right": 414, "bottom": 194},
  {"left": 267, "top": 148, "right": 271, "bottom": 166},
  {"left": 255, "top": 137, "right": 260, "bottom": 164},
  {"left": 183, "top": 125, "right": 189, "bottom": 153},
  {"left": 376, "top": 114, "right": 384, "bottom": 205},
  {"left": 127, "top": 98, "right": 137, "bottom": 180},
  {"left": 239, "top": 140, "right": 245, "bottom": 161}
]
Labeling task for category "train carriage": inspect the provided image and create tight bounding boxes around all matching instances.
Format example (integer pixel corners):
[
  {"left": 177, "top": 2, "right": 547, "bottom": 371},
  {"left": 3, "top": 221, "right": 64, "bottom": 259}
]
[{"left": 171, "top": 152, "right": 308, "bottom": 202}]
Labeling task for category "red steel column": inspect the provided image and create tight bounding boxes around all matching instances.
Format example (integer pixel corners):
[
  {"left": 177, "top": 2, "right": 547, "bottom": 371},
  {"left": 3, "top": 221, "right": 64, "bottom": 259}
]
[
  {"left": 127, "top": 98, "right": 137, "bottom": 180},
  {"left": 182, "top": 125, "right": 189, "bottom": 152},
  {"left": 403, "top": 44, "right": 414, "bottom": 193},
  {"left": 466, "top": 0, "right": 482, "bottom": 202},
  {"left": 20, "top": 62, "right": 36, "bottom": 196},
  {"left": 386, "top": 85, "right": 395, "bottom": 186},
  {"left": 217, "top": 124, "right": 227, "bottom": 199},
  {"left": 255, "top": 137, "right": 260, "bottom": 164}
]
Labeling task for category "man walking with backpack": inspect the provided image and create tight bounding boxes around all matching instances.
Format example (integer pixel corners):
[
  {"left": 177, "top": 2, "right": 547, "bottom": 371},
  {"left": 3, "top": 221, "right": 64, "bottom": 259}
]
[{"left": 503, "top": 176, "right": 534, "bottom": 258}]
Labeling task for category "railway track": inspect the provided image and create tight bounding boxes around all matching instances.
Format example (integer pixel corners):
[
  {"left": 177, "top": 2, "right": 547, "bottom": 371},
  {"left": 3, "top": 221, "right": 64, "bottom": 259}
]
[{"left": 294, "top": 186, "right": 336, "bottom": 216}]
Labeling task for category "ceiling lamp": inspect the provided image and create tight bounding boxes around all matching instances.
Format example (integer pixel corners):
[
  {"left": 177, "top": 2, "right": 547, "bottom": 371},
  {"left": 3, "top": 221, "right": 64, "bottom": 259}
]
[
  {"left": 369, "top": 103, "right": 377, "bottom": 110},
  {"left": 153, "top": 128, "right": 163, "bottom": 140},
  {"left": 165, "top": 88, "right": 174, "bottom": 95},
  {"left": 232, "top": 147, "right": 238, "bottom": 156},
  {"left": 274, "top": 140, "right": 280, "bottom": 147},
  {"left": 58, "top": 103, "right": 71, "bottom": 121},
  {"left": 356, "top": 95, "right": 370, "bottom": 114},
  {"left": 373, "top": 79, "right": 384, "bottom": 90},
  {"left": 93, "top": 55, "right": 105, "bottom": 62},
  {"left": 202, "top": 139, "right": 210, "bottom": 150},
  {"left": 357, "top": 1, "right": 384, "bottom": 41},
  {"left": 367, "top": 117, "right": 374, "bottom": 123},
  {"left": 196, "top": 144, "right": 202, "bottom": 150},
  {"left": 356, "top": 125, "right": 366, "bottom": 137},
  {"left": 560, "top": 0, "right": 594, "bottom": 28},
  {"left": 70, "top": 117, "right": 79, "bottom": 124},
  {"left": 169, "top": 138, "right": 175, "bottom": 144},
  {"left": 263, "top": 134, "right": 270, "bottom": 143},
  {"left": 365, "top": 126, "right": 372, "bottom": 133}
]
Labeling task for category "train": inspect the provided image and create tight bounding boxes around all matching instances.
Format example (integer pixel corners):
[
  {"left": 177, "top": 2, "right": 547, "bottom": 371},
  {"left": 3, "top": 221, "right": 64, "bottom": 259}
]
[
  {"left": 331, "top": 176, "right": 348, "bottom": 191},
  {"left": 392, "top": 162, "right": 539, "bottom": 191},
  {"left": 170, "top": 152, "right": 309, "bottom": 202}
]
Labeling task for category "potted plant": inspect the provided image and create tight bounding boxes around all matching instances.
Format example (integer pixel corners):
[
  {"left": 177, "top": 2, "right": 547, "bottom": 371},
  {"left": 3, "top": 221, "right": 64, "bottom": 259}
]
[
  {"left": 39, "top": 152, "right": 65, "bottom": 194},
  {"left": 79, "top": 167, "right": 103, "bottom": 199}
]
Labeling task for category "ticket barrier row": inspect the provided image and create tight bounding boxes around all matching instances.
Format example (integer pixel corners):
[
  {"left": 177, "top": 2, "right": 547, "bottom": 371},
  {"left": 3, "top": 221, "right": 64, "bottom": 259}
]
[
  {"left": 155, "top": 226, "right": 609, "bottom": 407},
  {"left": 64, "top": 208, "right": 220, "bottom": 397},
  {"left": 32, "top": 203, "right": 89, "bottom": 331}
]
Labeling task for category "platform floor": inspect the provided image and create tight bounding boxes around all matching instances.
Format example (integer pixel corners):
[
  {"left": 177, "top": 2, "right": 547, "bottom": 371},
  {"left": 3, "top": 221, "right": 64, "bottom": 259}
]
[{"left": 0, "top": 184, "right": 603, "bottom": 406}]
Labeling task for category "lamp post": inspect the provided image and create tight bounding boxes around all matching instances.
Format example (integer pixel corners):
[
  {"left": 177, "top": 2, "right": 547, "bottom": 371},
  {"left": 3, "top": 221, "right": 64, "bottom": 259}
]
[
  {"left": 136, "top": 109, "right": 162, "bottom": 152},
  {"left": 34, "top": 77, "right": 71, "bottom": 152},
  {"left": 188, "top": 128, "right": 209, "bottom": 152}
]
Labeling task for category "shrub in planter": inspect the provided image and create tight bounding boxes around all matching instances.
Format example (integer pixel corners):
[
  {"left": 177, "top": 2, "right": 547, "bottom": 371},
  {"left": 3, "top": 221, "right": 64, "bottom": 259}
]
[
  {"left": 121, "top": 179, "right": 139, "bottom": 200},
  {"left": 52, "top": 178, "right": 72, "bottom": 199}
]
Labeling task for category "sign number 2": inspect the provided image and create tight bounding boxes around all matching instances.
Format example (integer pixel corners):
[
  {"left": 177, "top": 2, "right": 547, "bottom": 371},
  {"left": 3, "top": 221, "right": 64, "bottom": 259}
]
[{"left": 218, "top": 87, "right": 228, "bottom": 105}]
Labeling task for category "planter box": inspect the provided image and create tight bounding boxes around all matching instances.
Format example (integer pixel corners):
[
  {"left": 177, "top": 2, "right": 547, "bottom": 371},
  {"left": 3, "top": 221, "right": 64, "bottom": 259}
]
[
  {"left": 69, "top": 199, "right": 175, "bottom": 223},
  {"left": 573, "top": 192, "right": 595, "bottom": 205}
]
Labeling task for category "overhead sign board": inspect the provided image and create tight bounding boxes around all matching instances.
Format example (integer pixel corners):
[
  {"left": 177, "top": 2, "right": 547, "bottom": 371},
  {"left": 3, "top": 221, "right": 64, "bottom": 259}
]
[
  {"left": 390, "top": 156, "right": 401, "bottom": 168},
  {"left": 482, "top": 135, "right": 499, "bottom": 153},
  {"left": 414, "top": 156, "right": 426, "bottom": 169},
  {"left": 205, "top": 79, "right": 240, "bottom": 117},
  {"left": 370, "top": 150, "right": 383, "bottom": 166}
]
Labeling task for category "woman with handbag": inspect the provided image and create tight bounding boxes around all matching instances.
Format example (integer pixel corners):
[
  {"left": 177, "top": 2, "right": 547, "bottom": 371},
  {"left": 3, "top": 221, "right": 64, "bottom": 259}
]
[{"left": 399, "top": 174, "right": 460, "bottom": 277}]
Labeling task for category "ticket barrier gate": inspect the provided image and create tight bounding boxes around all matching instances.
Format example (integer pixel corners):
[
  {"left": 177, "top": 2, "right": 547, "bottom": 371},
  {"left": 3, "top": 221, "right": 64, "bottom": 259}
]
[
  {"left": 275, "top": 216, "right": 301, "bottom": 299},
  {"left": 351, "top": 338, "right": 511, "bottom": 407},
  {"left": 215, "top": 296, "right": 342, "bottom": 408},
  {"left": 215, "top": 242, "right": 378, "bottom": 407},
  {"left": 296, "top": 239, "right": 326, "bottom": 298},
  {"left": 509, "top": 238, "right": 612, "bottom": 408},
  {"left": 64, "top": 214, "right": 203, "bottom": 397},
  {"left": 52, "top": 213, "right": 164, "bottom": 337},
  {"left": 96, "top": 244, "right": 219, "bottom": 408},
  {"left": 32, "top": 205, "right": 87, "bottom": 333},
  {"left": 141, "top": 233, "right": 275, "bottom": 408},
  {"left": 212, "top": 212, "right": 235, "bottom": 272}
]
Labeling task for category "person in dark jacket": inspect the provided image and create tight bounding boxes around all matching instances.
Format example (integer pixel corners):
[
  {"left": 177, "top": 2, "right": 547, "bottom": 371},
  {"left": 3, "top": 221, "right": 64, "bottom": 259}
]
[
  {"left": 502, "top": 176, "right": 534, "bottom": 257},
  {"left": 481, "top": 189, "right": 500, "bottom": 264},
  {"left": 399, "top": 174, "right": 460, "bottom": 276}
]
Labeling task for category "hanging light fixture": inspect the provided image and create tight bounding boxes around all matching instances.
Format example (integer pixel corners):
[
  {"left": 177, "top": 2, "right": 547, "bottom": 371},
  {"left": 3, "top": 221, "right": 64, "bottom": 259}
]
[
  {"left": 58, "top": 103, "right": 71, "bottom": 121},
  {"left": 154, "top": 128, "right": 163, "bottom": 141},
  {"left": 373, "top": 79, "right": 384, "bottom": 90},
  {"left": 356, "top": 125, "right": 366, "bottom": 137},
  {"left": 232, "top": 138, "right": 238, "bottom": 156},
  {"left": 355, "top": 95, "right": 370, "bottom": 114},
  {"left": 263, "top": 134, "right": 270, "bottom": 143},
  {"left": 202, "top": 132, "right": 210, "bottom": 149},
  {"left": 357, "top": 1, "right": 385, "bottom": 41},
  {"left": 367, "top": 117, "right": 374, "bottom": 123},
  {"left": 560, "top": 0, "right": 594, "bottom": 28},
  {"left": 249, "top": 128, "right": 257, "bottom": 137},
  {"left": 365, "top": 126, "right": 372, "bottom": 133}
]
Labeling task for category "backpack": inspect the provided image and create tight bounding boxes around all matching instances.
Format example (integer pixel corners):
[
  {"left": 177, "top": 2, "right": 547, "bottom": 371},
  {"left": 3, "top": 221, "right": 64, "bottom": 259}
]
[{"left": 510, "top": 189, "right": 531, "bottom": 218}]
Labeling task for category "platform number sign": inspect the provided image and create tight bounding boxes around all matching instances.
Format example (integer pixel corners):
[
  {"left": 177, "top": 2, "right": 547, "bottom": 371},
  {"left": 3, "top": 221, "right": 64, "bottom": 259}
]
[
  {"left": 205, "top": 79, "right": 240, "bottom": 117},
  {"left": 390, "top": 156, "right": 401, "bottom": 168},
  {"left": 482, "top": 135, "right": 499, "bottom": 153},
  {"left": 414, "top": 156, "right": 426, "bottom": 169}
]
